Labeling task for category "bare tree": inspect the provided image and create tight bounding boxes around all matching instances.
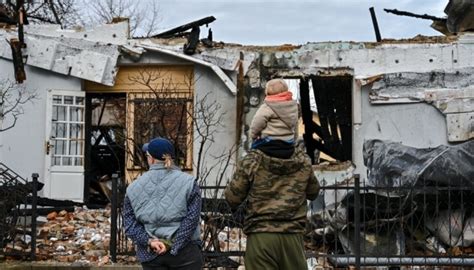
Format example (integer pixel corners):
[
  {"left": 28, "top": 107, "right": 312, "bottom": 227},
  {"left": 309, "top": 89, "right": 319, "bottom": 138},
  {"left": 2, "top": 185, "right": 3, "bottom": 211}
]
[
  {"left": 96, "top": 68, "right": 244, "bottom": 259},
  {"left": 192, "top": 93, "right": 235, "bottom": 186},
  {"left": 114, "top": 68, "right": 237, "bottom": 187},
  {"left": 125, "top": 68, "right": 194, "bottom": 174},
  {"left": 2, "top": 0, "right": 161, "bottom": 37},
  {"left": 81, "top": 0, "right": 161, "bottom": 37},
  {"left": 2, "top": 0, "right": 84, "bottom": 28},
  {"left": 0, "top": 79, "right": 37, "bottom": 132}
]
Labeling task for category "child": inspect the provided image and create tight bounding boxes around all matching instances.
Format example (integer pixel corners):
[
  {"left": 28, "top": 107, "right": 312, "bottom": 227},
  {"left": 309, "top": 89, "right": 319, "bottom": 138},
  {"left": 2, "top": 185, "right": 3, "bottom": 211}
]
[{"left": 250, "top": 79, "right": 298, "bottom": 158}]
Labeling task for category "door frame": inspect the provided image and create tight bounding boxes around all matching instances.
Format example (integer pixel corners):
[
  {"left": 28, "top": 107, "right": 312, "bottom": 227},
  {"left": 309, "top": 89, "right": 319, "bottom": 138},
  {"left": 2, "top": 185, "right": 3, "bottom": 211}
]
[{"left": 84, "top": 92, "right": 127, "bottom": 204}]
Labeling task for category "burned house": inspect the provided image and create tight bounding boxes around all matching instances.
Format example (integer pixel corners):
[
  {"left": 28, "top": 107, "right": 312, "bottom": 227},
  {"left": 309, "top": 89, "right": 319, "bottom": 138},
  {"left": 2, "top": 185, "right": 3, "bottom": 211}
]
[
  {"left": 0, "top": 16, "right": 472, "bottom": 203},
  {"left": 0, "top": 20, "right": 237, "bottom": 203},
  {"left": 0, "top": 1, "right": 472, "bottom": 266}
]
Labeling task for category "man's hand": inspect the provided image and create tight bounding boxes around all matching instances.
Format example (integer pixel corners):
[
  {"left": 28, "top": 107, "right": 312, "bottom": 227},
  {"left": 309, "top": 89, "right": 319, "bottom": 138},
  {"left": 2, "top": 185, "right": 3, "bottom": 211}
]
[{"left": 149, "top": 239, "right": 167, "bottom": 255}]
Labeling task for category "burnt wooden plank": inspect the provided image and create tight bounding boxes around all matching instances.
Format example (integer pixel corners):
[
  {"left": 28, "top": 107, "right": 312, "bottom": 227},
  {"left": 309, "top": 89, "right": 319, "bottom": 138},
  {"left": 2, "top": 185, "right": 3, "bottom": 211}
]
[{"left": 153, "top": 16, "right": 216, "bottom": 38}]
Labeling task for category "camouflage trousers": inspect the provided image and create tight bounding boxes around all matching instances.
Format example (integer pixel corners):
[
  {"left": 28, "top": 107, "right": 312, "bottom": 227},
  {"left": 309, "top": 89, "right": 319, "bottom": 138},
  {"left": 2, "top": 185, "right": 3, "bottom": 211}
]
[{"left": 245, "top": 232, "right": 307, "bottom": 270}]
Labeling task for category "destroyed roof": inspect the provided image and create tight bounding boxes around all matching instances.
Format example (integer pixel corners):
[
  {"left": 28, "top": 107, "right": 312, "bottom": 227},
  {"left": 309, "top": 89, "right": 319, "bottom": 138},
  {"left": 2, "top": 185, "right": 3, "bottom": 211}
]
[
  {"left": 0, "top": 19, "right": 468, "bottom": 89},
  {"left": 0, "top": 22, "right": 127, "bottom": 86},
  {"left": 128, "top": 32, "right": 461, "bottom": 83},
  {"left": 384, "top": 0, "right": 474, "bottom": 36},
  {"left": 445, "top": 0, "right": 474, "bottom": 33},
  {"left": 137, "top": 33, "right": 458, "bottom": 52},
  {"left": 0, "top": 21, "right": 238, "bottom": 93}
]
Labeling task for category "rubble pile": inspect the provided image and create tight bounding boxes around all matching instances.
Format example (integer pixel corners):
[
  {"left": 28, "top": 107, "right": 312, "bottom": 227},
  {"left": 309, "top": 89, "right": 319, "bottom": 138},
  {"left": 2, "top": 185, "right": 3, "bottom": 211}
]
[
  {"left": 4, "top": 207, "right": 249, "bottom": 266},
  {"left": 211, "top": 226, "right": 246, "bottom": 252},
  {"left": 35, "top": 206, "right": 115, "bottom": 266}
]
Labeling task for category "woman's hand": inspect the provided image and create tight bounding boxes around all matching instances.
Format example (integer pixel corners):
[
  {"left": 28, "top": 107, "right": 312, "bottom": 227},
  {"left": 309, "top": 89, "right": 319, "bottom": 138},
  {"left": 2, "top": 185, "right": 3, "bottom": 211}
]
[{"left": 149, "top": 239, "right": 167, "bottom": 255}]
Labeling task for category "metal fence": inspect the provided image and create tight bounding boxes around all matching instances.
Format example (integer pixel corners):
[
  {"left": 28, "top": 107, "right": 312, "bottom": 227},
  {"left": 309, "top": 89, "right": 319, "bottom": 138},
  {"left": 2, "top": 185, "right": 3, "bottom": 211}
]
[
  {"left": 108, "top": 172, "right": 474, "bottom": 268},
  {"left": 2, "top": 166, "right": 472, "bottom": 268},
  {"left": 110, "top": 173, "right": 135, "bottom": 259},
  {"left": 200, "top": 187, "right": 246, "bottom": 268},
  {"left": 109, "top": 174, "right": 247, "bottom": 268},
  {"left": 308, "top": 175, "right": 474, "bottom": 268},
  {"left": 0, "top": 163, "right": 38, "bottom": 261}
]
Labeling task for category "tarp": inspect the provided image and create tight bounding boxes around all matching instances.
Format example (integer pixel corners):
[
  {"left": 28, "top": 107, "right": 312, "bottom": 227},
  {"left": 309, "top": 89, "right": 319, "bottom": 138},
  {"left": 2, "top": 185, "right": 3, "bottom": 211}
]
[
  {"left": 308, "top": 140, "right": 474, "bottom": 257},
  {"left": 363, "top": 139, "right": 474, "bottom": 189}
]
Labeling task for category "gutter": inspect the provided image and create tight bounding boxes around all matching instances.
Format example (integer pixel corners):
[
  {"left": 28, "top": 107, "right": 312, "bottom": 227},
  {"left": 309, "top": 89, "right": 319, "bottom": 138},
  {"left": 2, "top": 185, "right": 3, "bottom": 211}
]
[{"left": 138, "top": 44, "right": 237, "bottom": 95}]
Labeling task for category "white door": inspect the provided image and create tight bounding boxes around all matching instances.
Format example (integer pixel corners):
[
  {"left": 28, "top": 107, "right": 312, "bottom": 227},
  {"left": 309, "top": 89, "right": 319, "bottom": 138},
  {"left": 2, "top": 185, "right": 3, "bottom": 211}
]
[{"left": 44, "top": 90, "right": 85, "bottom": 201}]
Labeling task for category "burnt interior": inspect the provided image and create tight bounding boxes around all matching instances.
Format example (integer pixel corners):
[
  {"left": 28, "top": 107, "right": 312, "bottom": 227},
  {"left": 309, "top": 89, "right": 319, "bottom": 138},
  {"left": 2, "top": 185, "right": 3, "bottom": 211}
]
[
  {"left": 84, "top": 93, "right": 126, "bottom": 205},
  {"left": 298, "top": 75, "right": 352, "bottom": 163}
]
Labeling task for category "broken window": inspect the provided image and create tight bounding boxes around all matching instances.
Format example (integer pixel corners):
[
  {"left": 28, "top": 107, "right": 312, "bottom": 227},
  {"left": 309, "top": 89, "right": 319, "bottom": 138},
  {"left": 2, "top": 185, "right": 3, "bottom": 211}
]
[
  {"left": 84, "top": 66, "right": 195, "bottom": 185},
  {"left": 127, "top": 93, "right": 193, "bottom": 171},
  {"left": 289, "top": 75, "right": 352, "bottom": 163}
]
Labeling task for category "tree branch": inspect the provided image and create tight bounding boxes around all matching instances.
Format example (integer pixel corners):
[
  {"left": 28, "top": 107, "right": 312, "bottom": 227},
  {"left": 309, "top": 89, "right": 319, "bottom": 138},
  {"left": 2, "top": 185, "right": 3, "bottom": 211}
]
[
  {"left": 0, "top": 79, "right": 37, "bottom": 133},
  {"left": 47, "top": 0, "right": 62, "bottom": 26}
]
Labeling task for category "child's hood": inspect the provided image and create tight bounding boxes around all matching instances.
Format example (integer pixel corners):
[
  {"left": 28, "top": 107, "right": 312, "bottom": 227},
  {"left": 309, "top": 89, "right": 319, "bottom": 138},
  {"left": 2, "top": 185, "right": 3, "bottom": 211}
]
[{"left": 265, "top": 100, "right": 298, "bottom": 128}]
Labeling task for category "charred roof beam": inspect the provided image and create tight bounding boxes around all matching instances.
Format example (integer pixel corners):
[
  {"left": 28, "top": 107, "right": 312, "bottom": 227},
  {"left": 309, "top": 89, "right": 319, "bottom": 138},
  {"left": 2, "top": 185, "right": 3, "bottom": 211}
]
[
  {"left": 384, "top": 8, "right": 446, "bottom": 22},
  {"left": 153, "top": 16, "right": 216, "bottom": 38}
]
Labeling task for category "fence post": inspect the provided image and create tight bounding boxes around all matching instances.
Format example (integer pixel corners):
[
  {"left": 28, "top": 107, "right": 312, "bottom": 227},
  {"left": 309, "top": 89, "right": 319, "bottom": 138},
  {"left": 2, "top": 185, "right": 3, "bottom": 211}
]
[
  {"left": 110, "top": 173, "right": 118, "bottom": 263},
  {"left": 353, "top": 174, "right": 361, "bottom": 269},
  {"left": 30, "top": 173, "right": 39, "bottom": 261}
]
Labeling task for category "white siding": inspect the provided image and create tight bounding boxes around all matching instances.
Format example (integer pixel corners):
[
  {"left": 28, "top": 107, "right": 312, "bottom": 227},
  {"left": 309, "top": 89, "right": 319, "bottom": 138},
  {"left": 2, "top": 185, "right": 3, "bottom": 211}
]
[
  {"left": 195, "top": 65, "right": 237, "bottom": 194},
  {"left": 0, "top": 59, "right": 82, "bottom": 196},
  {"left": 352, "top": 85, "right": 449, "bottom": 181}
]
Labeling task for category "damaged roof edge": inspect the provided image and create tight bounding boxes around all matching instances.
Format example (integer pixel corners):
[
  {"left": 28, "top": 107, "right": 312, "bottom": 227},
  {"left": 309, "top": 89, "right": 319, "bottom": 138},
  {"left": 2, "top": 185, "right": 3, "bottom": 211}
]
[
  {"left": 139, "top": 44, "right": 237, "bottom": 95},
  {"left": 0, "top": 31, "right": 121, "bottom": 86}
]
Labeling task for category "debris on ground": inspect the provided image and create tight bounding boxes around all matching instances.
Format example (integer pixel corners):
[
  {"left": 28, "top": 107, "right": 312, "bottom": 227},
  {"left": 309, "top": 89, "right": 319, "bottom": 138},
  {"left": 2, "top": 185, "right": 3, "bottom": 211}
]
[
  {"left": 4, "top": 206, "right": 136, "bottom": 266},
  {"left": 37, "top": 206, "right": 118, "bottom": 265},
  {"left": 4, "top": 206, "right": 248, "bottom": 267}
]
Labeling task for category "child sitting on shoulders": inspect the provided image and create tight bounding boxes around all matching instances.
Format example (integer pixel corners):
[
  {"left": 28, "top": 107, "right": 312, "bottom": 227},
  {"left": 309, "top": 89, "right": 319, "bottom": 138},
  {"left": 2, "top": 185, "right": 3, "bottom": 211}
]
[{"left": 250, "top": 79, "right": 298, "bottom": 159}]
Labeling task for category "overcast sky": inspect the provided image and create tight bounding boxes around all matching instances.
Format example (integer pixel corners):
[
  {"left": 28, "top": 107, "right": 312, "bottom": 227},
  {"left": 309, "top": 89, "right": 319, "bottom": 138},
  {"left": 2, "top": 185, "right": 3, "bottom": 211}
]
[{"left": 155, "top": 0, "right": 447, "bottom": 45}]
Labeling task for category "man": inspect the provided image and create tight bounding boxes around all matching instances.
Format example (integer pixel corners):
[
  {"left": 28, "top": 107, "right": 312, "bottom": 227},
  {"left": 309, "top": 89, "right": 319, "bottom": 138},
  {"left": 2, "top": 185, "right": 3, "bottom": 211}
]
[
  {"left": 123, "top": 137, "right": 203, "bottom": 270},
  {"left": 225, "top": 145, "right": 319, "bottom": 270}
]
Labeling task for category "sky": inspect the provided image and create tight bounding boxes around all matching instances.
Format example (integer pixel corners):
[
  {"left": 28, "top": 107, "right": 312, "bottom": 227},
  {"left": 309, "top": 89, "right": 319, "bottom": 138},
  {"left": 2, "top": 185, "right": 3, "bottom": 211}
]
[{"left": 155, "top": 0, "right": 448, "bottom": 45}]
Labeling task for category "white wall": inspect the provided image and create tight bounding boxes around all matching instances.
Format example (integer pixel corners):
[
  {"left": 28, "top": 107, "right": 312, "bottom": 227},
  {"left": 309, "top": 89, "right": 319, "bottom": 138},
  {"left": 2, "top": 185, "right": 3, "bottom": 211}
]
[
  {"left": 194, "top": 65, "right": 237, "bottom": 195},
  {"left": 0, "top": 58, "right": 82, "bottom": 195},
  {"left": 352, "top": 85, "right": 449, "bottom": 182}
]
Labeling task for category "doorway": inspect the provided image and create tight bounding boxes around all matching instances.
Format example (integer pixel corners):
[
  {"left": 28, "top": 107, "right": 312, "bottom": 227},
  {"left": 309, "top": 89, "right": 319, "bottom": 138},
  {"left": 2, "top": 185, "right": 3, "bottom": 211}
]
[{"left": 84, "top": 93, "right": 126, "bottom": 205}]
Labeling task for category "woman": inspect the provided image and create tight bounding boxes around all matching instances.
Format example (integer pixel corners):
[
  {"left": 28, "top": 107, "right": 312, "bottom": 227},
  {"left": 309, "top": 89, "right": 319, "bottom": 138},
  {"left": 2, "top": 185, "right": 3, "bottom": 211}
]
[{"left": 123, "top": 137, "right": 203, "bottom": 270}]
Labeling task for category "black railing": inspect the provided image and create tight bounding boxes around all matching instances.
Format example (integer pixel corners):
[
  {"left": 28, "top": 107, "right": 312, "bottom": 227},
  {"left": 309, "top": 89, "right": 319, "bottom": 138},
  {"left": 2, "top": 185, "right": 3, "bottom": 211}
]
[
  {"left": 109, "top": 173, "right": 474, "bottom": 268},
  {"left": 29, "top": 173, "right": 38, "bottom": 261},
  {"left": 200, "top": 186, "right": 246, "bottom": 268},
  {"left": 109, "top": 172, "right": 134, "bottom": 263},
  {"left": 307, "top": 174, "right": 474, "bottom": 268},
  {"left": 0, "top": 163, "right": 38, "bottom": 261}
]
